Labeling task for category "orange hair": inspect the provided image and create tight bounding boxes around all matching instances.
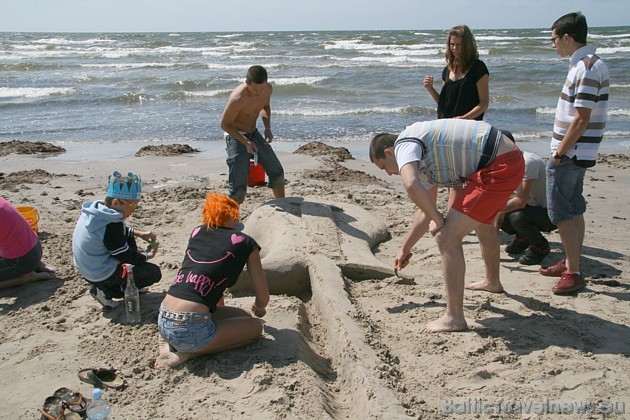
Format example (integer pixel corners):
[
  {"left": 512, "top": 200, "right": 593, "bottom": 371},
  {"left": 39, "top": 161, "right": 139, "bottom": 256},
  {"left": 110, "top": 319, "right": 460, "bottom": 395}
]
[{"left": 201, "top": 192, "right": 240, "bottom": 228}]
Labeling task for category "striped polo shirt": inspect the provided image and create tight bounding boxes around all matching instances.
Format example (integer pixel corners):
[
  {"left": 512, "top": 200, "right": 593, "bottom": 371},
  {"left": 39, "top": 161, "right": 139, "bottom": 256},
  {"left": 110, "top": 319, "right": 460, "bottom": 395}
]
[
  {"left": 551, "top": 45, "right": 610, "bottom": 160},
  {"left": 395, "top": 119, "right": 496, "bottom": 188}
]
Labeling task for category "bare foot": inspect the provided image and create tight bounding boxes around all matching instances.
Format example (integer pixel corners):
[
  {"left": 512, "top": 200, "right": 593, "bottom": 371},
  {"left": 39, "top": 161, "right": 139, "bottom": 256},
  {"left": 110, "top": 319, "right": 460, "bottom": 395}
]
[
  {"left": 36, "top": 261, "right": 56, "bottom": 274},
  {"left": 0, "top": 271, "right": 54, "bottom": 290},
  {"left": 465, "top": 280, "right": 504, "bottom": 293},
  {"left": 154, "top": 338, "right": 190, "bottom": 369},
  {"left": 421, "top": 315, "right": 468, "bottom": 333}
]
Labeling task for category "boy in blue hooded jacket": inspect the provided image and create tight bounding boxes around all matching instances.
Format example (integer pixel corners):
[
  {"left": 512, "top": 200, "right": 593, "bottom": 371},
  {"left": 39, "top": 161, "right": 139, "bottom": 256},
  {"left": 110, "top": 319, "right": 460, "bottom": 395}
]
[{"left": 72, "top": 171, "right": 161, "bottom": 310}]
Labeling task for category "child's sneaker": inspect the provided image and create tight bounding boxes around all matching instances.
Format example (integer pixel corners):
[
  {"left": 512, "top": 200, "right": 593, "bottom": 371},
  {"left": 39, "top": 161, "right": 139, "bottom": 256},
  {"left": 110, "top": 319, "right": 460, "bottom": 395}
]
[{"left": 90, "top": 286, "right": 120, "bottom": 311}]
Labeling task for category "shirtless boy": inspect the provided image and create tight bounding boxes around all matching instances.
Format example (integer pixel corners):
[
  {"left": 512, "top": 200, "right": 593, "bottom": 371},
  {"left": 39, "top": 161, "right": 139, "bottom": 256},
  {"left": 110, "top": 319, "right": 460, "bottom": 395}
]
[{"left": 221, "top": 65, "right": 285, "bottom": 203}]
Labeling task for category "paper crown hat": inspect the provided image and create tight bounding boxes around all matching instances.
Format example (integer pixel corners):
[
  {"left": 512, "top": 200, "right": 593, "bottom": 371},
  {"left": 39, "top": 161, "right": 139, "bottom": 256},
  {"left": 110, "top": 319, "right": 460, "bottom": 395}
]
[{"left": 107, "top": 171, "right": 142, "bottom": 200}]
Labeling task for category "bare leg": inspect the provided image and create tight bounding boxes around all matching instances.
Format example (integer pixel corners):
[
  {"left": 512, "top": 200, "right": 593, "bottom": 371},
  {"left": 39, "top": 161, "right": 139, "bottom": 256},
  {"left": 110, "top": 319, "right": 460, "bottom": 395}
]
[
  {"left": 466, "top": 223, "right": 504, "bottom": 293},
  {"left": 272, "top": 186, "right": 285, "bottom": 199},
  {"left": 154, "top": 336, "right": 190, "bottom": 369},
  {"left": 154, "top": 306, "right": 263, "bottom": 369},
  {"left": 558, "top": 215, "right": 584, "bottom": 273},
  {"left": 36, "top": 260, "right": 56, "bottom": 274},
  {"left": 423, "top": 210, "right": 478, "bottom": 333},
  {"left": 0, "top": 271, "right": 54, "bottom": 290}
]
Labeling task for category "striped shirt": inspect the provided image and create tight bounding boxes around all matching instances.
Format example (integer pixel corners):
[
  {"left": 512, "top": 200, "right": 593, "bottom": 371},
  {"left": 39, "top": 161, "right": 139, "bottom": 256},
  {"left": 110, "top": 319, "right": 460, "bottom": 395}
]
[
  {"left": 394, "top": 119, "right": 496, "bottom": 188},
  {"left": 552, "top": 45, "right": 610, "bottom": 160}
]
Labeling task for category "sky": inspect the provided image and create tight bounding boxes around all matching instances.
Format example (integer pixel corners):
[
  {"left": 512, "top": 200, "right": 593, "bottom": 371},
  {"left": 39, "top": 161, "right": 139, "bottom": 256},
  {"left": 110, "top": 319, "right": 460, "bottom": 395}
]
[{"left": 0, "top": 0, "right": 627, "bottom": 32}]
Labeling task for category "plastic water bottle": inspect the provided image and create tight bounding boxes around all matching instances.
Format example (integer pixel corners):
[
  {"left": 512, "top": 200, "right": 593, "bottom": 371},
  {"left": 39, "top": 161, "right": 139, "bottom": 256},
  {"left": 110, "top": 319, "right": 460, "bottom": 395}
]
[
  {"left": 124, "top": 263, "right": 141, "bottom": 324},
  {"left": 86, "top": 388, "right": 111, "bottom": 420}
]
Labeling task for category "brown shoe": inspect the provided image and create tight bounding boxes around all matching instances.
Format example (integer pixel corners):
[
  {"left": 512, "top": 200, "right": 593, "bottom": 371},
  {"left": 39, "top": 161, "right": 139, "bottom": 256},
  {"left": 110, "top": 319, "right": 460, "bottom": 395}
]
[
  {"left": 552, "top": 272, "right": 586, "bottom": 294},
  {"left": 539, "top": 259, "right": 566, "bottom": 277}
]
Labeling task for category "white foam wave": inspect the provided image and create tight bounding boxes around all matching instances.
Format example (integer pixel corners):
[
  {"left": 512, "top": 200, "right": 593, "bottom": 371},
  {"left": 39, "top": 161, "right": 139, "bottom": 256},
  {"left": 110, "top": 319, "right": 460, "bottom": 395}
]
[
  {"left": 608, "top": 108, "right": 630, "bottom": 117},
  {"left": 536, "top": 107, "right": 556, "bottom": 115},
  {"left": 537, "top": 107, "right": 630, "bottom": 117},
  {"left": 81, "top": 62, "right": 178, "bottom": 69},
  {"left": 0, "top": 87, "right": 75, "bottom": 99},
  {"left": 274, "top": 106, "right": 407, "bottom": 116},
  {"left": 590, "top": 33, "right": 630, "bottom": 39},
  {"left": 271, "top": 77, "right": 327, "bottom": 86},
  {"left": 32, "top": 37, "right": 115, "bottom": 45},
  {"left": 216, "top": 33, "right": 244, "bottom": 38},
  {"left": 476, "top": 35, "right": 528, "bottom": 41},
  {"left": 178, "top": 90, "right": 230, "bottom": 98},
  {"left": 597, "top": 46, "right": 630, "bottom": 55}
]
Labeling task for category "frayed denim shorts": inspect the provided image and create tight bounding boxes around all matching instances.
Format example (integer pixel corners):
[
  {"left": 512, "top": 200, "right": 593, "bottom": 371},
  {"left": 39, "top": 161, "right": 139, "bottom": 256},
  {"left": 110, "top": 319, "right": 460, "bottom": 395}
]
[{"left": 157, "top": 307, "right": 217, "bottom": 353}]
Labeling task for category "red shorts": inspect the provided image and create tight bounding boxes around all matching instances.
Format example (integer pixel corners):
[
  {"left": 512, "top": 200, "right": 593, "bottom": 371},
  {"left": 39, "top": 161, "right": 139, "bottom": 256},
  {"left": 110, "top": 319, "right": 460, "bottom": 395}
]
[{"left": 451, "top": 148, "right": 525, "bottom": 225}]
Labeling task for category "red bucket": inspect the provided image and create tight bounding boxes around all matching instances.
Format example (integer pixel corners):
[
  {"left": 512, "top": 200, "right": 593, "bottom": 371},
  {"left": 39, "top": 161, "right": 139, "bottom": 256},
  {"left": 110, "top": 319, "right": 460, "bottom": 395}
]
[{"left": 247, "top": 160, "right": 266, "bottom": 187}]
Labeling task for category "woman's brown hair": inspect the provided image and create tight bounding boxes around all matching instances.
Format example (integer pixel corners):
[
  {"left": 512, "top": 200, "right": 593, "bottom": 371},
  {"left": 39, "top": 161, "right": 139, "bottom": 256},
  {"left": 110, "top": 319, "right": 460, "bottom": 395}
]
[{"left": 445, "top": 25, "right": 479, "bottom": 74}]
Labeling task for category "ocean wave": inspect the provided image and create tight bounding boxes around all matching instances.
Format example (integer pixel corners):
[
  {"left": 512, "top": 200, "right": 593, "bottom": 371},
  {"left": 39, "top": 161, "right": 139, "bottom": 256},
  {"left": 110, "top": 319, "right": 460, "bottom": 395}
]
[
  {"left": 271, "top": 77, "right": 327, "bottom": 86},
  {"left": 590, "top": 33, "right": 630, "bottom": 39},
  {"left": 608, "top": 109, "right": 630, "bottom": 117},
  {"left": 535, "top": 107, "right": 630, "bottom": 117},
  {"left": 536, "top": 107, "right": 556, "bottom": 115},
  {"left": 162, "top": 90, "right": 229, "bottom": 101},
  {"left": 117, "top": 92, "right": 156, "bottom": 104},
  {"left": 597, "top": 46, "right": 630, "bottom": 54},
  {"left": 0, "top": 62, "right": 63, "bottom": 71},
  {"left": 0, "top": 87, "right": 76, "bottom": 99},
  {"left": 274, "top": 106, "right": 423, "bottom": 116}
]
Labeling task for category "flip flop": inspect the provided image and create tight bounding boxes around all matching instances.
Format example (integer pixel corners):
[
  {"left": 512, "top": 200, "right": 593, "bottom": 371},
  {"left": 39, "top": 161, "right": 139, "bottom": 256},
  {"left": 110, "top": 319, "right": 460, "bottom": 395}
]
[
  {"left": 78, "top": 367, "right": 126, "bottom": 390},
  {"left": 52, "top": 387, "right": 90, "bottom": 416},
  {"left": 40, "top": 396, "right": 65, "bottom": 420}
]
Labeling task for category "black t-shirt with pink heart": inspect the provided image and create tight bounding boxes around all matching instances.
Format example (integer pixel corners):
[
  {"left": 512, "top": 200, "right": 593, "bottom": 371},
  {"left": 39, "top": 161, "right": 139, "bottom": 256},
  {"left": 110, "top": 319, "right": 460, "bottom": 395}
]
[{"left": 166, "top": 225, "right": 260, "bottom": 312}]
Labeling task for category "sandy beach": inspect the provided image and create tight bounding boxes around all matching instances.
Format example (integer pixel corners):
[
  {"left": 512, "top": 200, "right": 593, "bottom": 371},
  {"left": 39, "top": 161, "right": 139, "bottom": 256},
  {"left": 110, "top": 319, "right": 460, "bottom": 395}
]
[{"left": 1, "top": 143, "right": 629, "bottom": 419}]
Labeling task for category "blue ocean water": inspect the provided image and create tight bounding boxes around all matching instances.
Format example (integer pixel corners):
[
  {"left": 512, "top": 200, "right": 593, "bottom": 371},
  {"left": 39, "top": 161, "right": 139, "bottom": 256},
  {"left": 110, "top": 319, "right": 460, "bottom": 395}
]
[{"left": 1, "top": 28, "right": 629, "bottom": 161}]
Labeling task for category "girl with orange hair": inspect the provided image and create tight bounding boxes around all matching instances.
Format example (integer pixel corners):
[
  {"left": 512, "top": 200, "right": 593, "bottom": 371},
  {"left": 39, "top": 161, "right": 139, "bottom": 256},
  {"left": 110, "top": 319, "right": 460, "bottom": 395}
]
[{"left": 155, "top": 193, "right": 269, "bottom": 369}]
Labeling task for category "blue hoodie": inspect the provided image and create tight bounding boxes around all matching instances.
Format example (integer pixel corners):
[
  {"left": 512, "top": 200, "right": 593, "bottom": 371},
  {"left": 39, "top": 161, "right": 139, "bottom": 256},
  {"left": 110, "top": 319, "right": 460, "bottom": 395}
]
[{"left": 72, "top": 200, "right": 125, "bottom": 281}]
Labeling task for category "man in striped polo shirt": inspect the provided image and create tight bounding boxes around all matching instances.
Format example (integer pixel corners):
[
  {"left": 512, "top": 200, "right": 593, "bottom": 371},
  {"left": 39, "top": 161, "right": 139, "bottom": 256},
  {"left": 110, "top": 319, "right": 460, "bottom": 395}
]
[{"left": 540, "top": 12, "right": 610, "bottom": 294}]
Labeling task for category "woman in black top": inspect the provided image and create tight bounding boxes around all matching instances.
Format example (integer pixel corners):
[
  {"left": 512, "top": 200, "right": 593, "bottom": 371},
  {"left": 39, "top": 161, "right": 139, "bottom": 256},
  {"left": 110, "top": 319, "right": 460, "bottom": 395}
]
[{"left": 424, "top": 25, "right": 490, "bottom": 120}]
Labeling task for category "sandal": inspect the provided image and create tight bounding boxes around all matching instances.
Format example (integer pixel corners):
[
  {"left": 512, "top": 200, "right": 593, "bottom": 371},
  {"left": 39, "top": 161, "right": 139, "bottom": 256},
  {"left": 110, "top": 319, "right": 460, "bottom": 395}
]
[
  {"left": 52, "top": 387, "right": 89, "bottom": 416},
  {"left": 78, "top": 367, "right": 126, "bottom": 390},
  {"left": 40, "top": 396, "right": 65, "bottom": 420}
]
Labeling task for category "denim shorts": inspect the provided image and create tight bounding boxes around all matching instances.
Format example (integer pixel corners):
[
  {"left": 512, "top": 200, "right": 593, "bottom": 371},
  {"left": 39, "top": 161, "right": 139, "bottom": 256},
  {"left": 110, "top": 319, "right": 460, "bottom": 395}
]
[
  {"left": 157, "top": 307, "right": 217, "bottom": 353},
  {"left": 545, "top": 156, "right": 587, "bottom": 225}
]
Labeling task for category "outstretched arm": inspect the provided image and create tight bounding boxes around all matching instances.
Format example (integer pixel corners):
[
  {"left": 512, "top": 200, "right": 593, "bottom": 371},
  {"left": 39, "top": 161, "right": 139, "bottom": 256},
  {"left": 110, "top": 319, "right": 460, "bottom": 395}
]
[
  {"left": 397, "top": 186, "right": 438, "bottom": 269},
  {"left": 247, "top": 249, "right": 269, "bottom": 317},
  {"left": 396, "top": 163, "right": 443, "bottom": 268}
]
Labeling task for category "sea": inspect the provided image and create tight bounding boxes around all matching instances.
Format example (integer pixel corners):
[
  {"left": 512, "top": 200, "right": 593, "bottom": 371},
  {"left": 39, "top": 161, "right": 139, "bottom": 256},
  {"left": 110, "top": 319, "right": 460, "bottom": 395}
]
[{"left": 1, "top": 27, "right": 629, "bottom": 162}]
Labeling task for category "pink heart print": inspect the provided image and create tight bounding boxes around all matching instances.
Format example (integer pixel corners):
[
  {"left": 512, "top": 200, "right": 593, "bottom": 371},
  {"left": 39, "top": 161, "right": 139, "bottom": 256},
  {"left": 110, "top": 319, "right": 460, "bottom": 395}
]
[
  {"left": 231, "top": 234, "right": 245, "bottom": 244},
  {"left": 192, "top": 226, "right": 201, "bottom": 238}
]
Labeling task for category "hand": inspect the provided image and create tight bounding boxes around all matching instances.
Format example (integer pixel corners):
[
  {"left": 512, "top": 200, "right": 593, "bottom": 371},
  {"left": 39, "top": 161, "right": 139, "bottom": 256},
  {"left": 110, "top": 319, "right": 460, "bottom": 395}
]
[
  {"left": 423, "top": 75, "right": 434, "bottom": 89},
  {"left": 137, "top": 230, "right": 156, "bottom": 244},
  {"left": 245, "top": 141, "right": 258, "bottom": 154},
  {"left": 429, "top": 217, "right": 445, "bottom": 236},
  {"left": 251, "top": 304, "right": 266, "bottom": 318},
  {"left": 494, "top": 212, "right": 505, "bottom": 230},
  {"left": 395, "top": 250, "right": 413, "bottom": 270},
  {"left": 146, "top": 242, "right": 159, "bottom": 259},
  {"left": 264, "top": 128, "right": 273, "bottom": 143}
]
